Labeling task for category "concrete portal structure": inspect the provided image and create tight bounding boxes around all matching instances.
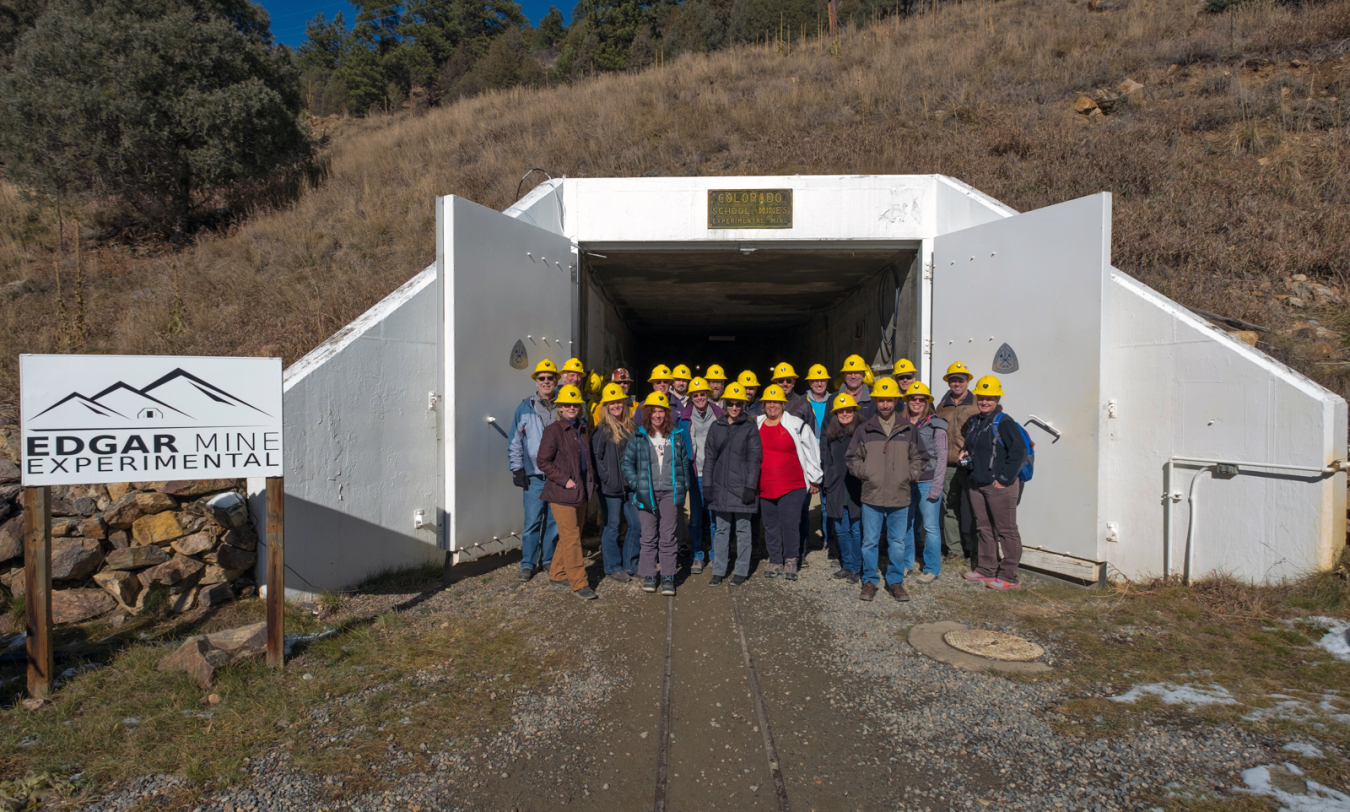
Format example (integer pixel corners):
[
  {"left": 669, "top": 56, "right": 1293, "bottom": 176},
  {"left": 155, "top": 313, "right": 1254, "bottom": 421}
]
[{"left": 250, "top": 175, "right": 1347, "bottom": 596}]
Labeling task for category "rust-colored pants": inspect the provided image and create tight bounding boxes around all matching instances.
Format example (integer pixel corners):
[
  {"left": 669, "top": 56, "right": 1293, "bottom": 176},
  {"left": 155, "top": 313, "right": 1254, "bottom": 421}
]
[
  {"left": 968, "top": 480, "right": 1023, "bottom": 583},
  {"left": 548, "top": 503, "right": 589, "bottom": 591}
]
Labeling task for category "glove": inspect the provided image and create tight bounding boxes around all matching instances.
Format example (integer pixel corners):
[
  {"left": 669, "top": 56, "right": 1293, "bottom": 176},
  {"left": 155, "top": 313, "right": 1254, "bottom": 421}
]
[
  {"left": 512, "top": 469, "right": 528, "bottom": 489},
  {"left": 743, "top": 488, "right": 758, "bottom": 504}
]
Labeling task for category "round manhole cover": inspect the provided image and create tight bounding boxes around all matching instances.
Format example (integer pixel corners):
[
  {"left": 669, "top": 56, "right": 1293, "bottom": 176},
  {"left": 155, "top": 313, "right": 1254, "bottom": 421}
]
[{"left": 943, "top": 630, "right": 1045, "bottom": 662}]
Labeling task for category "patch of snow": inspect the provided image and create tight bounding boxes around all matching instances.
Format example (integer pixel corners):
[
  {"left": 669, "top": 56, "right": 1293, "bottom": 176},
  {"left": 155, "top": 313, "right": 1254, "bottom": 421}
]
[
  {"left": 1284, "top": 743, "right": 1326, "bottom": 759},
  {"left": 284, "top": 628, "right": 336, "bottom": 657},
  {"left": 1246, "top": 693, "right": 1350, "bottom": 728},
  {"left": 1241, "top": 763, "right": 1350, "bottom": 812},
  {"left": 1110, "top": 682, "right": 1238, "bottom": 707},
  {"left": 1305, "top": 617, "right": 1350, "bottom": 663}
]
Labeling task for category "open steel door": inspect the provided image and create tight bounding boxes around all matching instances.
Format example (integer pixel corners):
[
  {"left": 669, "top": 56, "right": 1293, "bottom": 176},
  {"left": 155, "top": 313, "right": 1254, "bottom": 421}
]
[
  {"left": 932, "top": 193, "right": 1111, "bottom": 567},
  {"left": 440, "top": 195, "right": 578, "bottom": 561}
]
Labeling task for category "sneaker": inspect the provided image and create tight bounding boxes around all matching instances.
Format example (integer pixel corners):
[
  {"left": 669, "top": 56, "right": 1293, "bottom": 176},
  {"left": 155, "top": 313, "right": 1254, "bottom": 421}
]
[
  {"left": 690, "top": 559, "right": 705, "bottom": 575},
  {"left": 986, "top": 579, "right": 1021, "bottom": 590},
  {"left": 860, "top": 582, "right": 877, "bottom": 602},
  {"left": 574, "top": 587, "right": 598, "bottom": 600},
  {"left": 661, "top": 576, "right": 677, "bottom": 596},
  {"left": 608, "top": 571, "right": 631, "bottom": 583},
  {"left": 917, "top": 572, "right": 938, "bottom": 584},
  {"left": 784, "top": 559, "right": 798, "bottom": 581},
  {"left": 831, "top": 567, "right": 850, "bottom": 580},
  {"left": 709, "top": 574, "right": 725, "bottom": 586},
  {"left": 844, "top": 570, "right": 861, "bottom": 585},
  {"left": 730, "top": 574, "right": 747, "bottom": 586},
  {"left": 963, "top": 570, "right": 996, "bottom": 583},
  {"left": 518, "top": 567, "right": 534, "bottom": 582},
  {"left": 549, "top": 578, "right": 570, "bottom": 589},
  {"left": 764, "top": 564, "right": 782, "bottom": 579},
  {"left": 888, "top": 583, "right": 911, "bottom": 602},
  {"left": 642, "top": 576, "right": 658, "bottom": 593}
]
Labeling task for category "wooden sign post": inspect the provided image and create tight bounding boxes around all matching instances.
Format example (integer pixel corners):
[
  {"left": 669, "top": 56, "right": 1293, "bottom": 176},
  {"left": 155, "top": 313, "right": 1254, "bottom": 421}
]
[
  {"left": 265, "top": 476, "right": 285, "bottom": 669},
  {"left": 22, "top": 486, "right": 53, "bottom": 699}
]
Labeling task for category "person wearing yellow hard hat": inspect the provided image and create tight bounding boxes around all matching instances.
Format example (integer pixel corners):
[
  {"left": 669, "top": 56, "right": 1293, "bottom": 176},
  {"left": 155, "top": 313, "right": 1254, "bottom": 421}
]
[
  {"left": 891, "top": 358, "right": 918, "bottom": 398},
  {"left": 737, "top": 370, "right": 762, "bottom": 416},
  {"left": 592, "top": 383, "right": 642, "bottom": 583},
  {"left": 676, "top": 377, "right": 723, "bottom": 574},
  {"left": 669, "top": 364, "right": 693, "bottom": 411},
  {"left": 935, "top": 361, "right": 980, "bottom": 564},
  {"left": 755, "top": 384, "right": 822, "bottom": 581},
  {"left": 509, "top": 359, "right": 563, "bottom": 582},
  {"left": 844, "top": 376, "right": 925, "bottom": 603},
  {"left": 821, "top": 392, "right": 865, "bottom": 584},
  {"left": 560, "top": 358, "right": 586, "bottom": 388},
  {"left": 648, "top": 364, "right": 674, "bottom": 400},
  {"left": 800, "top": 363, "right": 836, "bottom": 561},
  {"left": 960, "top": 375, "right": 1029, "bottom": 591},
  {"left": 536, "top": 385, "right": 598, "bottom": 600},
  {"left": 771, "top": 361, "right": 830, "bottom": 567},
  {"left": 703, "top": 382, "right": 760, "bottom": 585},
  {"left": 622, "top": 391, "right": 691, "bottom": 597},
  {"left": 704, "top": 364, "right": 729, "bottom": 403},
  {"left": 836, "top": 355, "right": 875, "bottom": 422},
  {"left": 592, "top": 367, "right": 644, "bottom": 426},
  {"left": 901, "top": 381, "right": 948, "bottom": 584}
]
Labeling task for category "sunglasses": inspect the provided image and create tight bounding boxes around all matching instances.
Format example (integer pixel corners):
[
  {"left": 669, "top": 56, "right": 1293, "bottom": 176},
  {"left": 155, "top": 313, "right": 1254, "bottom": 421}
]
[{"left": 536, "top": 375, "right": 556, "bottom": 382}]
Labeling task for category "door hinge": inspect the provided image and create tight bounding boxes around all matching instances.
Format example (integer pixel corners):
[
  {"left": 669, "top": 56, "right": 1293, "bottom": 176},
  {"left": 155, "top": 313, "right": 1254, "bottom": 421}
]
[
  {"left": 923, "top": 338, "right": 934, "bottom": 357},
  {"left": 428, "top": 392, "right": 441, "bottom": 411},
  {"left": 923, "top": 261, "right": 934, "bottom": 282}
]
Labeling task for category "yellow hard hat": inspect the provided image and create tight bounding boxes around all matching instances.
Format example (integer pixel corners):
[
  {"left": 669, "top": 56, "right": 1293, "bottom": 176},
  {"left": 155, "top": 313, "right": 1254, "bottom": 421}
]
[
  {"left": 841, "top": 354, "right": 868, "bottom": 372},
  {"left": 832, "top": 392, "right": 859, "bottom": 412},
  {"left": 532, "top": 359, "right": 559, "bottom": 379},
  {"left": 738, "top": 370, "right": 761, "bottom": 388},
  {"left": 555, "top": 384, "right": 585, "bottom": 405},
  {"left": 722, "top": 382, "right": 749, "bottom": 402},
  {"left": 561, "top": 357, "right": 585, "bottom": 374},
  {"left": 904, "top": 381, "right": 933, "bottom": 401},
  {"left": 688, "top": 377, "right": 711, "bottom": 394},
  {"left": 599, "top": 383, "right": 628, "bottom": 405},
  {"left": 771, "top": 362, "right": 797, "bottom": 380},
  {"left": 705, "top": 364, "right": 728, "bottom": 381},
  {"left": 759, "top": 384, "right": 789, "bottom": 403},
  {"left": 893, "top": 358, "right": 917, "bottom": 376},
  {"left": 805, "top": 364, "right": 830, "bottom": 381},
  {"left": 648, "top": 364, "right": 674, "bottom": 382},
  {"left": 643, "top": 391, "right": 671, "bottom": 410},
  {"left": 863, "top": 369, "right": 876, "bottom": 386},
  {"left": 672, "top": 364, "right": 693, "bottom": 381},
  {"left": 944, "top": 361, "right": 973, "bottom": 381},
  {"left": 587, "top": 370, "right": 605, "bottom": 396},
  {"left": 870, "top": 377, "right": 902, "bottom": 398},
  {"left": 974, "top": 375, "right": 1005, "bottom": 397}
]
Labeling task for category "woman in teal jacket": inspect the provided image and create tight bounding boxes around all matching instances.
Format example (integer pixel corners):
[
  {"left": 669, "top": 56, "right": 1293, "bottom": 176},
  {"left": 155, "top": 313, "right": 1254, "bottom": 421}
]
[{"left": 622, "top": 392, "right": 690, "bottom": 596}]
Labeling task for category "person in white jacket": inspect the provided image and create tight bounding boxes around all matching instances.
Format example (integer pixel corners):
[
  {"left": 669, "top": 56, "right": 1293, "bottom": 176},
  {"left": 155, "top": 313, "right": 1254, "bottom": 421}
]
[{"left": 755, "top": 385, "right": 822, "bottom": 581}]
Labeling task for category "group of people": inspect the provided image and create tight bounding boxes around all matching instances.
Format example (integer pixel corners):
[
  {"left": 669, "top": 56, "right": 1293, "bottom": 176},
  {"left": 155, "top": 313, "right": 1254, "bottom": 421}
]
[{"left": 507, "top": 354, "right": 1029, "bottom": 602}]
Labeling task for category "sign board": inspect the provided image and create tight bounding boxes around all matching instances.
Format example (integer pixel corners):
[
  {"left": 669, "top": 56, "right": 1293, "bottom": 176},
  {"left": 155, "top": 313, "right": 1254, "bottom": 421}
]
[
  {"left": 20, "top": 355, "right": 283, "bottom": 486},
  {"left": 707, "top": 189, "right": 793, "bottom": 229}
]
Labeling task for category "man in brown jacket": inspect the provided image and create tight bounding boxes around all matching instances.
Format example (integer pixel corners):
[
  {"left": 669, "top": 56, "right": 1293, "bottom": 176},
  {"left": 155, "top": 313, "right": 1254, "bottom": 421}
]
[
  {"left": 934, "top": 362, "right": 981, "bottom": 564},
  {"left": 845, "top": 378, "right": 926, "bottom": 603},
  {"left": 537, "top": 385, "right": 598, "bottom": 600}
]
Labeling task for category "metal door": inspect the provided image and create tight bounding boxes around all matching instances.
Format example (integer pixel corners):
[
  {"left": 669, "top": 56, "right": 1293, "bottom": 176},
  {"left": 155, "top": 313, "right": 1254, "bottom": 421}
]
[
  {"left": 440, "top": 195, "right": 578, "bottom": 560},
  {"left": 932, "top": 193, "right": 1111, "bottom": 562}
]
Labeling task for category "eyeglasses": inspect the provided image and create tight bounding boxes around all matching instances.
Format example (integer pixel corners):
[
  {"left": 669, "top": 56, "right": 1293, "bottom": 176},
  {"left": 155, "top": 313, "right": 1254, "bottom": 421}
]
[{"left": 536, "top": 375, "right": 556, "bottom": 382}]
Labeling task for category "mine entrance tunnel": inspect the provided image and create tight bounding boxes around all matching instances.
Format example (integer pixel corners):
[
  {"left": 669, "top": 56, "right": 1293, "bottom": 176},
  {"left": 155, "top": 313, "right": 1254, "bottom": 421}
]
[{"left": 580, "top": 243, "right": 920, "bottom": 384}]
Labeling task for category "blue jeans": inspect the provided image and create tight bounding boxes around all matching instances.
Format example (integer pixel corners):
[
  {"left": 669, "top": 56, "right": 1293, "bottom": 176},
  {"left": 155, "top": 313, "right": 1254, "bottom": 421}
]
[
  {"left": 832, "top": 512, "right": 862, "bottom": 574},
  {"left": 861, "top": 503, "right": 911, "bottom": 586},
  {"left": 906, "top": 482, "right": 944, "bottom": 576},
  {"left": 689, "top": 475, "right": 717, "bottom": 563},
  {"left": 601, "top": 494, "right": 642, "bottom": 575},
  {"left": 521, "top": 474, "right": 558, "bottom": 571}
]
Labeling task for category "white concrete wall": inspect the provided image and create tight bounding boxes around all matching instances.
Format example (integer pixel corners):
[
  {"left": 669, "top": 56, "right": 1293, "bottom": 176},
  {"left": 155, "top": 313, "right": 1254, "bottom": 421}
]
[
  {"left": 1104, "top": 271, "right": 1347, "bottom": 582},
  {"left": 250, "top": 265, "right": 445, "bottom": 596}
]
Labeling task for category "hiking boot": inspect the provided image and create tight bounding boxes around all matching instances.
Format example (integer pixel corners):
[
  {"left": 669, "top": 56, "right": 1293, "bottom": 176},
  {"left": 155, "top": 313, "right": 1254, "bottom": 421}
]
[
  {"left": 963, "top": 570, "right": 995, "bottom": 583},
  {"left": 661, "top": 576, "right": 677, "bottom": 596},
  {"left": 642, "top": 576, "right": 658, "bottom": 593},
  {"left": 889, "top": 583, "right": 911, "bottom": 602},
  {"left": 784, "top": 559, "right": 798, "bottom": 581},
  {"left": 764, "top": 563, "right": 782, "bottom": 579},
  {"left": 832, "top": 567, "right": 851, "bottom": 580},
  {"left": 574, "top": 587, "right": 598, "bottom": 600},
  {"left": 549, "top": 578, "right": 570, "bottom": 590},
  {"left": 917, "top": 572, "right": 938, "bottom": 584},
  {"left": 690, "top": 559, "right": 705, "bottom": 575},
  {"left": 798, "top": 556, "right": 809, "bottom": 569},
  {"left": 986, "top": 578, "right": 1021, "bottom": 590},
  {"left": 731, "top": 574, "right": 747, "bottom": 586},
  {"left": 608, "top": 571, "right": 631, "bottom": 583},
  {"left": 518, "top": 567, "right": 534, "bottom": 582},
  {"left": 708, "top": 574, "right": 725, "bottom": 586},
  {"left": 844, "top": 570, "right": 861, "bottom": 585},
  {"left": 860, "top": 582, "right": 877, "bottom": 602}
]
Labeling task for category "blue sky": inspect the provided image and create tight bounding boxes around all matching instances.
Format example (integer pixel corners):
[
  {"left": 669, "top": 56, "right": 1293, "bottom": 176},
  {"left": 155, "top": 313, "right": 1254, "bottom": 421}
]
[{"left": 260, "top": 1, "right": 566, "bottom": 47}]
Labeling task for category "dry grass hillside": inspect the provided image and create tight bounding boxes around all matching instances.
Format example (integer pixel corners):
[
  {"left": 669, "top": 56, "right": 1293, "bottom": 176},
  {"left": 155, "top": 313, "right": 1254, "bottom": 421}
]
[{"left": 1, "top": 0, "right": 1349, "bottom": 421}]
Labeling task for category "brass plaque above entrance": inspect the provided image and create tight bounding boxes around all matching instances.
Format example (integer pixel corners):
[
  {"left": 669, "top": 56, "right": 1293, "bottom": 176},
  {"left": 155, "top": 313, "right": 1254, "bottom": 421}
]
[{"left": 707, "top": 189, "right": 793, "bottom": 229}]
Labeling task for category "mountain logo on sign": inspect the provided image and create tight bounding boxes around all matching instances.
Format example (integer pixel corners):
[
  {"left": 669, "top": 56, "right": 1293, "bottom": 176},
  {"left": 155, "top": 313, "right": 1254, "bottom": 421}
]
[{"left": 30, "top": 368, "right": 271, "bottom": 430}]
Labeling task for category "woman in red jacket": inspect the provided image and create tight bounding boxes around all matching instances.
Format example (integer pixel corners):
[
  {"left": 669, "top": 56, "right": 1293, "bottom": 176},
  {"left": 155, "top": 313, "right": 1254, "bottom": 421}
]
[{"left": 537, "top": 384, "right": 598, "bottom": 600}]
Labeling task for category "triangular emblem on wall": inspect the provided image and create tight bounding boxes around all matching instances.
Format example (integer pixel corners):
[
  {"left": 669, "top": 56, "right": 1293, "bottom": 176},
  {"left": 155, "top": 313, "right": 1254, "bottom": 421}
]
[
  {"left": 992, "top": 343, "right": 1019, "bottom": 374},
  {"left": 510, "top": 339, "right": 529, "bottom": 370}
]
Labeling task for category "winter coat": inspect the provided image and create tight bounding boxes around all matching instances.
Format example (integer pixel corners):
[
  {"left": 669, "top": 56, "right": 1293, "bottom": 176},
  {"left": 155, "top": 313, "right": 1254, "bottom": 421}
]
[
  {"left": 961, "top": 406, "right": 1027, "bottom": 487},
  {"left": 676, "top": 400, "right": 725, "bottom": 471},
  {"left": 910, "top": 415, "right": 949, "bottom": 483},
  {"left": 935, "top": 390, "right": 980, "bottom": 464},
  {"left": 591, "top": 423, "right": 635, "bottom": 498},
  {"left": 820, "top": 416, "right": 863, "bottom": 521},
  {"left": 622, "top": 427, "right": 691, "bottom": 510},
  {"left": 537, "top": 419, "right": 595, "bottom": 506},
  {"left": 507, "top": 394, "right": 557, "bottom": 476},
  {"left": 702, "top": 413, "right": 763, "bottom": 514},
  {"left": 845, "top": 414, "right": 926, "bottom": 508},
  {"left": 785, "top": 391, "right": 818, "bottom": 433},
  {"left": 754, "top": 412, "right": 823, "bottom": 486}
]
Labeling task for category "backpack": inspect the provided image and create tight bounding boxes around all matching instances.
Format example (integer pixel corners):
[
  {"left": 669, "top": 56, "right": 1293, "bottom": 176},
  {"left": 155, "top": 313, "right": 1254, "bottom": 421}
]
[{"left": 992, "top": 413, "right": 1035, "bottom": 482}]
